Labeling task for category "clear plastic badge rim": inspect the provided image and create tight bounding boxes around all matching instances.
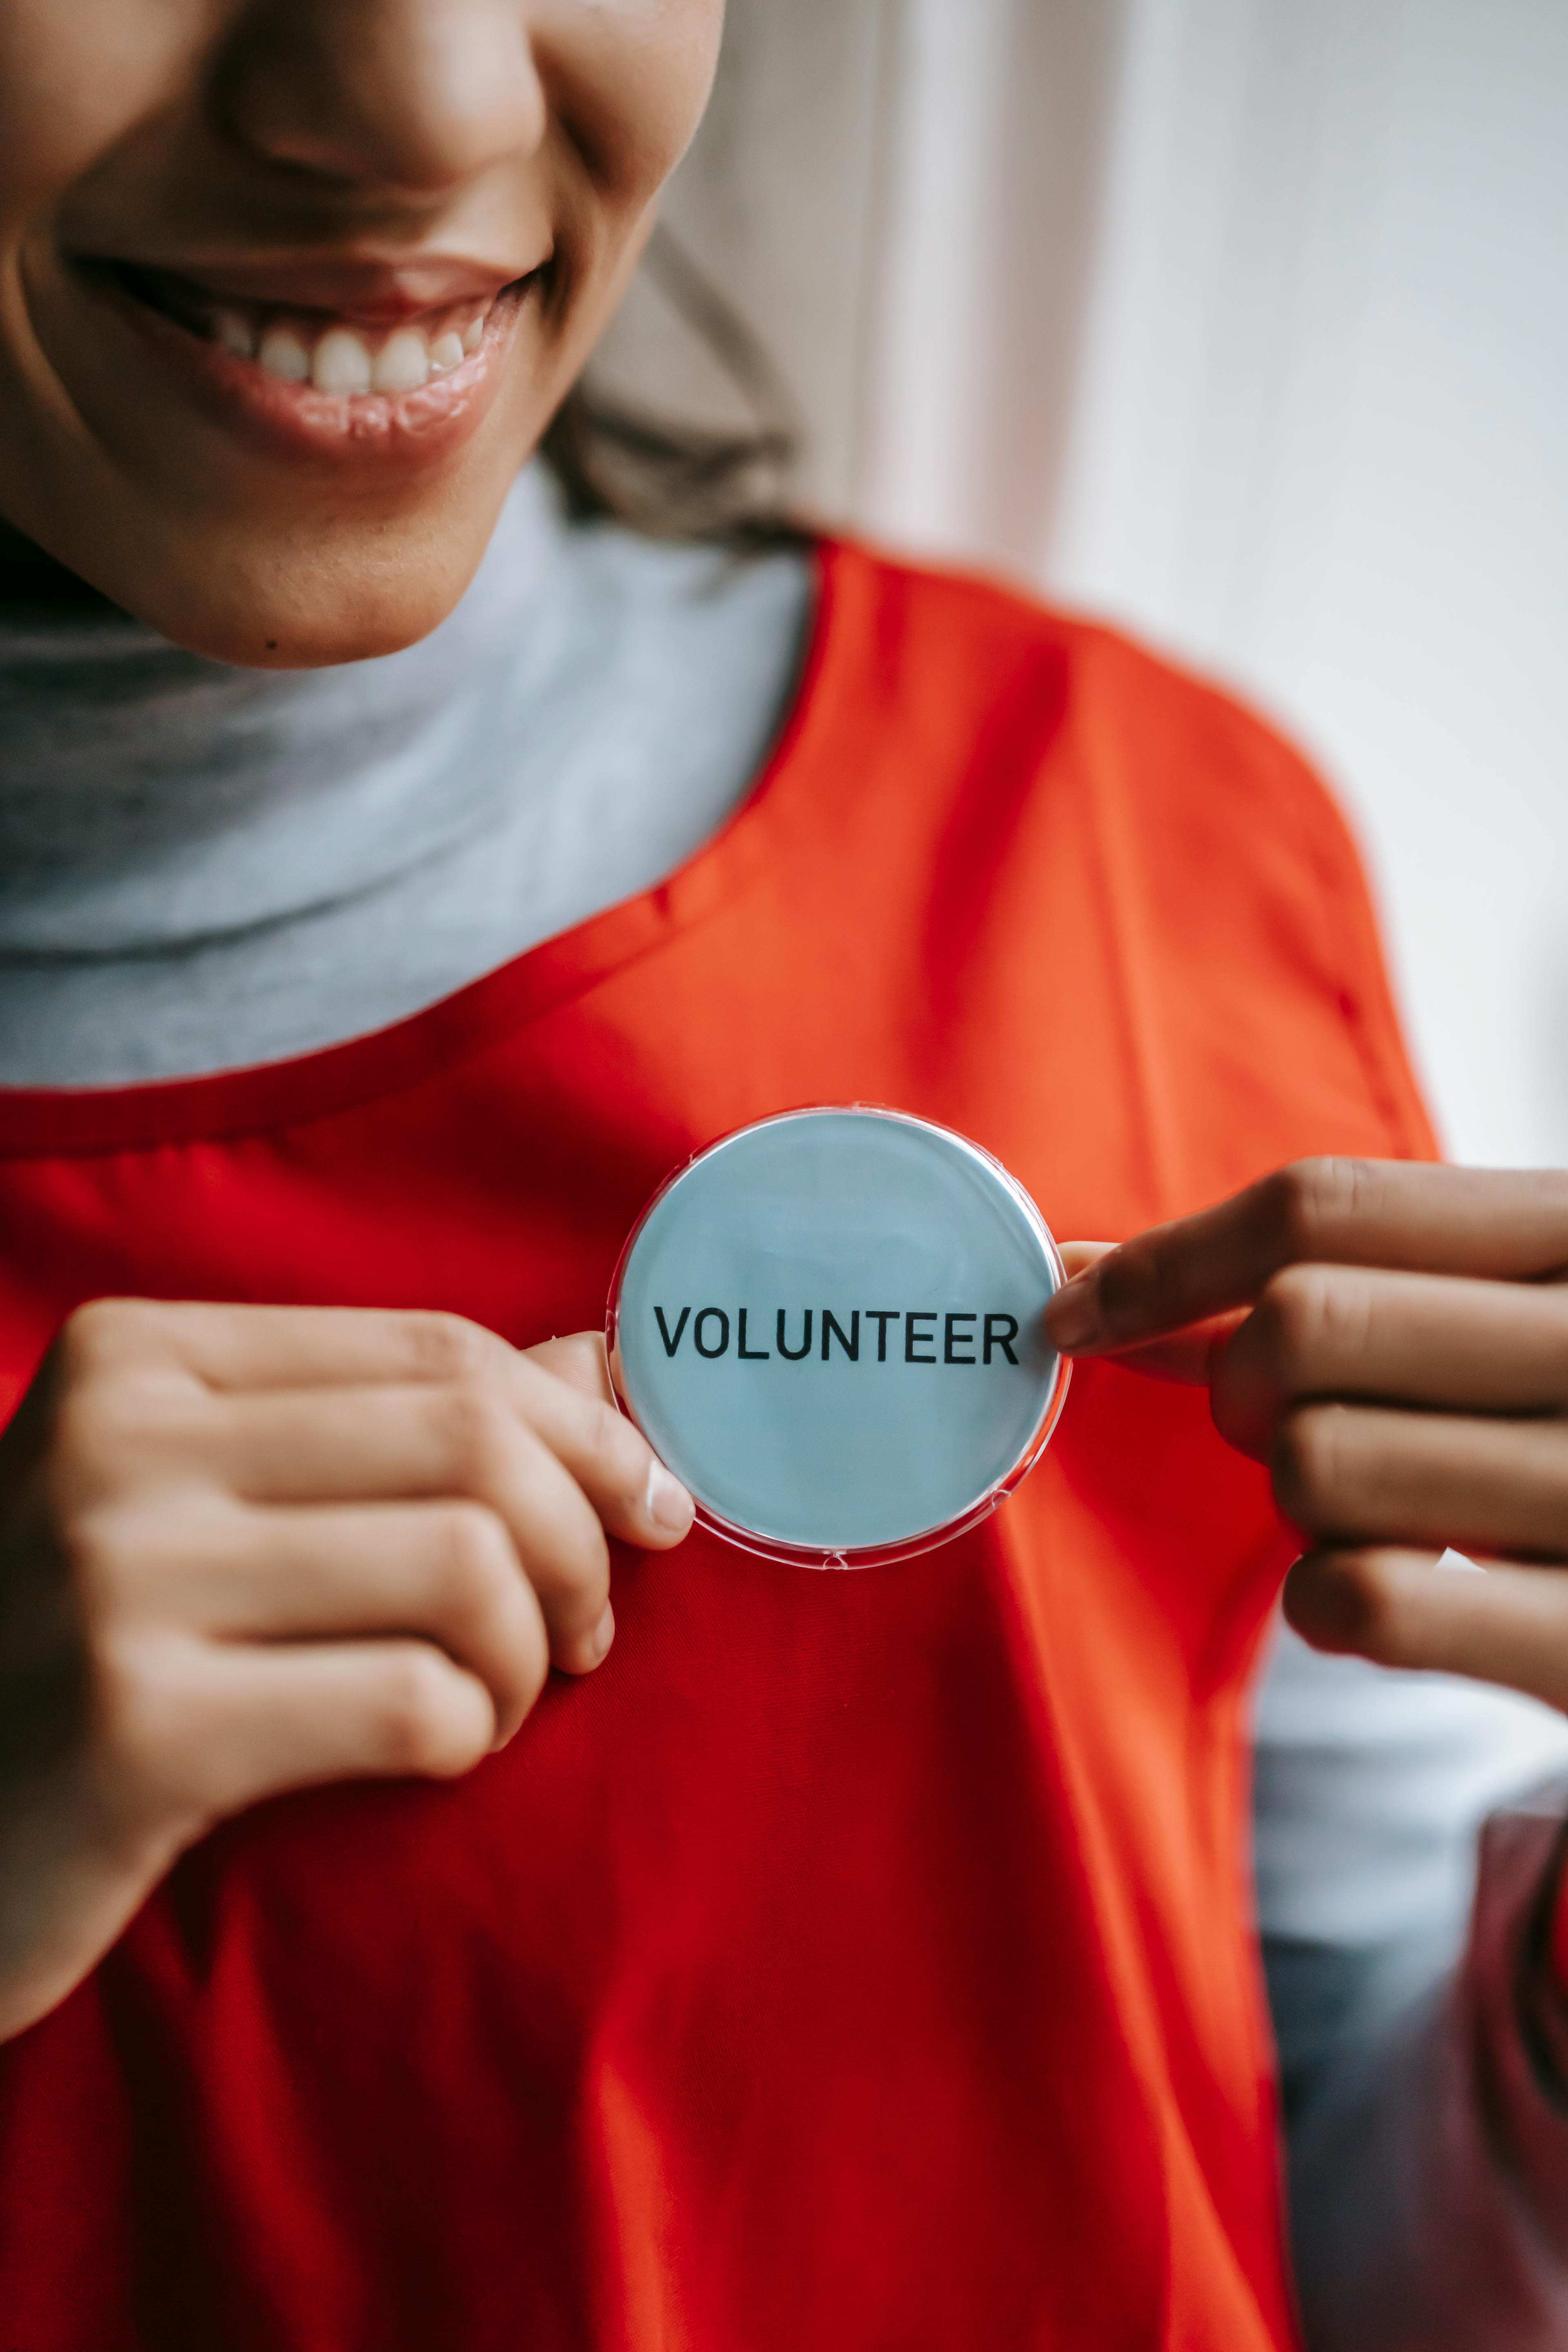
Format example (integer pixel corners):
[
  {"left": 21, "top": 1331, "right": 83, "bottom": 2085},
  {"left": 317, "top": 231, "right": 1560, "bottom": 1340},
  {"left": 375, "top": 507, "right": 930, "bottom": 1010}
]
[{"left": 605, "top": 1104, "right": 1073, "bottom": 1571}]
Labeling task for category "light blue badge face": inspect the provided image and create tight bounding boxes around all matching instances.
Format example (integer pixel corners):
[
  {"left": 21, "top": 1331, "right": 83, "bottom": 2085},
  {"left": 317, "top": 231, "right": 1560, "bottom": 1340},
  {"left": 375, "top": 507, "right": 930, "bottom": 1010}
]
[{"left": 609, "top": 1109, "right": 1069, "bottom": 1565}]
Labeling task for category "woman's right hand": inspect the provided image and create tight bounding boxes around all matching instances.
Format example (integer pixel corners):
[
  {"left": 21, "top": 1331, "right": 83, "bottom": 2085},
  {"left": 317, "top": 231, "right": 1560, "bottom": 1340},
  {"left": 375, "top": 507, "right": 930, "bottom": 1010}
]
[{"left": 0, "top": 1298, "right": 694, "bottom": 2042}]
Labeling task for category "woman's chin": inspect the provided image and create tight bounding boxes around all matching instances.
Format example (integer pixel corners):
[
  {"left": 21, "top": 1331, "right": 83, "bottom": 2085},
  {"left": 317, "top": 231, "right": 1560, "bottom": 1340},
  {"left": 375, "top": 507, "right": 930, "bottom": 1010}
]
[
  {"left": 200, "top": 590, "right": 473, "bottom": 672},
  {"left": 85, "top": 512, "right": 497, "bottom": 669}
]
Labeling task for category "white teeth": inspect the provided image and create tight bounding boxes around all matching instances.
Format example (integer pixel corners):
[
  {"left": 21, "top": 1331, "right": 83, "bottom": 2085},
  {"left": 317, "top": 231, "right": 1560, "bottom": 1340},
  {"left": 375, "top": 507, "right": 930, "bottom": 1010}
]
[
  {"left": 238, "top": 310, "right": 483, "bottom": 395},
  {"left": 258, "top": 326, "right": 310, "bottom": 384},
  {"left": 312, "top": 326, "right": 374, "bottom": 395},
  {"left": 372, "top": 327, "right": 430, "bottom": 394},
  {"left": 216, "top": 308, "right": 256, "bottom": 359}
]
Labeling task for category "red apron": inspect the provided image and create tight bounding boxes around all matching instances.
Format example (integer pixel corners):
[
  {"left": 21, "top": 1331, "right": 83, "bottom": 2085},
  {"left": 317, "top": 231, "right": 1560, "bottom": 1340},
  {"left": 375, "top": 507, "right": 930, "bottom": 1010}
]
[{"left": 0, "top": 543, "right": 1433, "bottom": 2351}]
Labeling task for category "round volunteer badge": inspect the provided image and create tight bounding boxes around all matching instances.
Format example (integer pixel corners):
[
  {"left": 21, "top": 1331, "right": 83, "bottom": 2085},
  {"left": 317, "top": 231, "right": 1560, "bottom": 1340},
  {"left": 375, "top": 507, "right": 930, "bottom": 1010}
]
[{"left": 607, "top": 1107, "right": 1070, "bottom": 1566}]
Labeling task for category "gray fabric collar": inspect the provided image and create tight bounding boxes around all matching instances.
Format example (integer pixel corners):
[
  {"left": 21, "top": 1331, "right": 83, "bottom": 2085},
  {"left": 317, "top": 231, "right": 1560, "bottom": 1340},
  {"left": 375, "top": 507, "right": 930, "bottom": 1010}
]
[{"left": 0, "top": 468, "right": 566, "bottom": 956}]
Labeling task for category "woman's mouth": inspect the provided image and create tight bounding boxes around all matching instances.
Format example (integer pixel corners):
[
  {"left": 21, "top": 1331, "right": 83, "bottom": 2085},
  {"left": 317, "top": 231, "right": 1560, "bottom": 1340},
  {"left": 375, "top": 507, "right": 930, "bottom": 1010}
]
[
  {"left": 107, "top": 260, "right": 502, "bottom": 394},
  {"left": 69, "top": 254, "right": 540, "bottom": 467}
]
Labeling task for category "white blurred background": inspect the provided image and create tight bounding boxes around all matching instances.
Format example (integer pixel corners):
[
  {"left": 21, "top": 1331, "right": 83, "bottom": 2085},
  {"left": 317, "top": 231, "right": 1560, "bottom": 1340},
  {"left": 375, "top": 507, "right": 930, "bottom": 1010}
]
[{"left": 606, "top": 0, "right": 1568, "bottom": 1172}]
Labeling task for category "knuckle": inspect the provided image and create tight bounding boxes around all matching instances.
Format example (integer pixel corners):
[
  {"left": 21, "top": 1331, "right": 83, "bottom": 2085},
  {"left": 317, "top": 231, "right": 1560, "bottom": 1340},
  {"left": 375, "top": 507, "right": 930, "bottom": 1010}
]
[
  {"left": 1272, "top": 1405, "right": 1347, "bottom": 1527},
  {"left": 1254, "top": 1264, "right": 1361, "bottom": 1377},
  {"left": 1325, "top": 1556, "right": 1414, "bottom": 1666},
  {"left": 1250, "top": 1268, "right": 1316, "bottom": 1376},
  {"left": 434, "top": 1381, "right": 515, "bottom": 1488},
  {"left": 372, "top": 1649, "right": 470, "bottom": 1775},
  {"left": 1268, "top": 1157, "right": 1368, "bottom": 1260},
  {"left": 431, "top": 1503, "right": 514, "bottom": 1623},
  {"left": 404, "top": 1312, "right": 498, "bottom": 1386},
  {"left": 55, "top": 1297, "right": 150, "bottom": 1379}
]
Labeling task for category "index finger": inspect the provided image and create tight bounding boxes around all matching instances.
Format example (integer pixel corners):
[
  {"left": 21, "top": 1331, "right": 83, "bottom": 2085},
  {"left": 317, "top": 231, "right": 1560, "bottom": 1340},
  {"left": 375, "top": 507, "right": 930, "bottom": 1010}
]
[
  {"left": 60, "top": 1298, "right": 524, "bottom": 1393},
  {"left": 1044, "top": 1160, "right": 1568, "bottom": 1357}
]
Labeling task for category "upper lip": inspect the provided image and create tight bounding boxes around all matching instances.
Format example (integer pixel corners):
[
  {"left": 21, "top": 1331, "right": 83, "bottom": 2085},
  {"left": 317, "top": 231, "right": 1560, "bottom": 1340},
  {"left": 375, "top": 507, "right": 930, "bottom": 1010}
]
[{"left": 76, "top": 250, "right": 540, "bottom": 323}]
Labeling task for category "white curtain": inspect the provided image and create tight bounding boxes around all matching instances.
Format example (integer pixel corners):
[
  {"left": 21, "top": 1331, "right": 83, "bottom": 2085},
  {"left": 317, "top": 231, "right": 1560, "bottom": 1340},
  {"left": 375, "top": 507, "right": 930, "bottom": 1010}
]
[{"left": 610, "top": 0, "right": 1568, "bottom": 1170}]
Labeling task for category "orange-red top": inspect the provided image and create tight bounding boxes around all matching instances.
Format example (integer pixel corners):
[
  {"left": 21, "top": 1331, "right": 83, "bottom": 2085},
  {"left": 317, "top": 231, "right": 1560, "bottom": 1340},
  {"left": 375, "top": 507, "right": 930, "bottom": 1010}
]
[{"left": 0, "top": 543, "right": 1435, "bottom": 2352}]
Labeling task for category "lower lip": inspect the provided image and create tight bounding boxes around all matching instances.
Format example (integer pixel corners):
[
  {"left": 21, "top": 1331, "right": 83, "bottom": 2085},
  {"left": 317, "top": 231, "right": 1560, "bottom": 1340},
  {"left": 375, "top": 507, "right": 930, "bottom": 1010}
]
[{"left": 80, "top": 266, "right": 532, "bottom": 473}]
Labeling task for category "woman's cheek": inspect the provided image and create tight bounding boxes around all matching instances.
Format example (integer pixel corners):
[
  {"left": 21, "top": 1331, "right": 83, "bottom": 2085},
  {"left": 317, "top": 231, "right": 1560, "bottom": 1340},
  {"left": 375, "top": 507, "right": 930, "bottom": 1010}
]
[
  {"left": 0, "top": 7, "right": 189, "bottom": 211},
  {"left": 531, "top": 0, "right": 725, "bottom": 211}
]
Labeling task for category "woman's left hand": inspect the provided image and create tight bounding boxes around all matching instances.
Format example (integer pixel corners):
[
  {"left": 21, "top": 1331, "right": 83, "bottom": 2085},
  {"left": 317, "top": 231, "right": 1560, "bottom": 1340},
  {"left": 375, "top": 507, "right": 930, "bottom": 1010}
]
[{"left": 1043, "top": 1159, "right": 1568, "bottom": 1711}]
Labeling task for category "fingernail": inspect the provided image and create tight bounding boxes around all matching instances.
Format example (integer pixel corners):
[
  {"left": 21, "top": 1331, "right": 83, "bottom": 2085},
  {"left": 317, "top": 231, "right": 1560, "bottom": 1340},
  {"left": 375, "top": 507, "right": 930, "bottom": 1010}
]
[
  {"left": 645, "top": 1460, "right": 695, "bottom": 1535},
  {"left": 590, "top": 1603, "right": 615, "bottom": 1664},
  {"left": 1045, "top": 1276, "right": 1103, "bottom": 1353}
]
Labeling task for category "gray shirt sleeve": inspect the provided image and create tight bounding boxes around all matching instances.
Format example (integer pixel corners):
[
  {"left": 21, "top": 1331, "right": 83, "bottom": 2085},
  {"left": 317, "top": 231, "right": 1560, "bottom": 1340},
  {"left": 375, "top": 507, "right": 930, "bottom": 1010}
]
[{"left": 1253, "top": 1620, "right": 1568, "bottom": 2345}]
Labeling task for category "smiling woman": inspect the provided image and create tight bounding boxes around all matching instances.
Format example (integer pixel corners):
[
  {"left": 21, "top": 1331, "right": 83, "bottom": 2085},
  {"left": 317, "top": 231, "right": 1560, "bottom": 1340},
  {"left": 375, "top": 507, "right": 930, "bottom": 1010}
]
[{"left": 0, "top": 0, "right": 723, "bottom": 661}]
